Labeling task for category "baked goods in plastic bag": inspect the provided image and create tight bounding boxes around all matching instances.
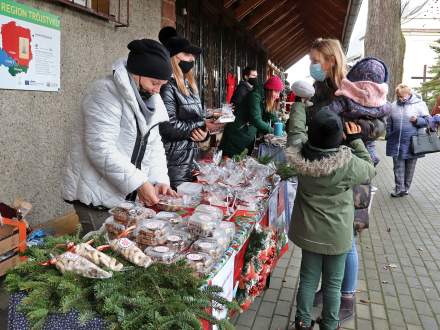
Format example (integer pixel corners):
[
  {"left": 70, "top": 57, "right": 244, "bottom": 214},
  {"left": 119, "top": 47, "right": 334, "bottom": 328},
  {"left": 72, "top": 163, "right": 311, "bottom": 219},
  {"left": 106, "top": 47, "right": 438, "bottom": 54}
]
[
  {"left": 191, "top": 238, "right": 224, "bottom": 259},
  {"left": 157, "top": 194, "right": 197, "bottom": 211},
  {"left": 164, "top": 230, "right": 191, "bottom": 251},
  {"left": 54, "top": 252, "right": 112, "bottom": 279},
  {"left": 155, "top": 211, "right": 184, "bottom": 226},
  {"left": 144, "top": 245, "right": 180, "bottom": 264},
  {"left": 74, "top": 242, "right": 123, "bottom": 271},
  {"left": 173, "top": 222, "right": 196, "bottom": 240},
  {"left": 109, "top": 202, "right": 156, "bottom": 226},
  {"left": 109, "top": 237, "right": 152, "bottom": 268},
  {"left": 104, "top": 217, "right": 126, "bottom": 239},
  {"left": 194, "top": 204, "right": 224, "bottom": 222},
  {"left": 218, "top": 221, "right": 236, "bottom": 240},
  {"left": 135, "top": 219, "right": 171, "bottom": 246},
  {"left": 210, "top": 227, "right": 231, "bottom": 250},
  {"left": 187, "top": 213, "right": 219, "bottom": 237},
  {"left": 184, "top": 252, "right": 213, "bottom": 276}
]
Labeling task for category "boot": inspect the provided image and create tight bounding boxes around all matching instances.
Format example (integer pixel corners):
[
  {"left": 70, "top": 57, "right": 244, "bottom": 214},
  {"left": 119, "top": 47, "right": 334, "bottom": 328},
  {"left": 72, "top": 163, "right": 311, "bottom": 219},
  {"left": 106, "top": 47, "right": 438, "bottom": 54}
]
[
  {"left": 293, "top": 320, "right": 315, "bottom": 330},
  {"left": 313, "top": 289, "right": 323, "bottom": 307},
  {"left": 339, "top": 295, "right": 354, "bottom": 323},
  {"left": 316, "top": 317, "right": 340, "bottom": 330}
]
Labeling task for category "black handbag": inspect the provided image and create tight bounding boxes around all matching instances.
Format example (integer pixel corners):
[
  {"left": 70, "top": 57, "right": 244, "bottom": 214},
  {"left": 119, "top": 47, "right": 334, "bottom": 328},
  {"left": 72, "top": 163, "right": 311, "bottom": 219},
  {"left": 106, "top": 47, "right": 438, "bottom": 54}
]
[{"left": 411, "top": 128, "right": 440, "bottom": 155}]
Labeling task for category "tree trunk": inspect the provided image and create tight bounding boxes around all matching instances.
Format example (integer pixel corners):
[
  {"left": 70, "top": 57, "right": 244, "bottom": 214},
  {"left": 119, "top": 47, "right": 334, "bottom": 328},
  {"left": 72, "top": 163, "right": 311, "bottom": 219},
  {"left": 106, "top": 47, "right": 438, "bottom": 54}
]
[{"left": 364, "top": 0, "right": 405, "bottom": 101}]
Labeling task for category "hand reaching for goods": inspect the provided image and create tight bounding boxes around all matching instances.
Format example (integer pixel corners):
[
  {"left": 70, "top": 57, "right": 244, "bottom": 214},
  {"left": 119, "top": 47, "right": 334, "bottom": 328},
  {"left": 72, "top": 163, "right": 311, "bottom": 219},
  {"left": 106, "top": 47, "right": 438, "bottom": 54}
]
[
  {"left": 137, "top": 181, "right": 159, "bottom": 206},
  {"left": 155, "top": 184, "right": 178, "bottom": 197}
]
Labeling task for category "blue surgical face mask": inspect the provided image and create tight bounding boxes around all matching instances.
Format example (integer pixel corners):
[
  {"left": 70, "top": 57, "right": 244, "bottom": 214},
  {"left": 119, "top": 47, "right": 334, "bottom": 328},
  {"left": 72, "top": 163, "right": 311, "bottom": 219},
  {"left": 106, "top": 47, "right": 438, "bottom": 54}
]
[{"left": 310, "top": 63, "right": 326, "bottom": 81}]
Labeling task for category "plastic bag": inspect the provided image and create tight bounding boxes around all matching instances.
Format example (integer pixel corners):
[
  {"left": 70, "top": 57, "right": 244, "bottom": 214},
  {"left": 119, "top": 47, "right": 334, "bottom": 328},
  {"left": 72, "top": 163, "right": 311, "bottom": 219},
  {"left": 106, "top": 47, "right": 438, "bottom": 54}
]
[
  {"left": 74, "top": 242, "right": 123, "bottom": 271},
  {"left": 54, "top": 252, "right": 112, "bottom": 279},
  {"left": 109, "top": 237, "right": 152, "bottom": 268}
]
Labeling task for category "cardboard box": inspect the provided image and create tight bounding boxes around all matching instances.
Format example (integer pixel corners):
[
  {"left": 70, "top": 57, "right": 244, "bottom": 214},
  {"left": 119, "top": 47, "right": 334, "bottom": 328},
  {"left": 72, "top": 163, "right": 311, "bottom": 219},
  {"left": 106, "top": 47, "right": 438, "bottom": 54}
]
[
  {"left": 34, "top": 211, "right": 80, "bottom": 237},
  {"left": 92, "top": 0, "right": 110, "bottom": 15}
]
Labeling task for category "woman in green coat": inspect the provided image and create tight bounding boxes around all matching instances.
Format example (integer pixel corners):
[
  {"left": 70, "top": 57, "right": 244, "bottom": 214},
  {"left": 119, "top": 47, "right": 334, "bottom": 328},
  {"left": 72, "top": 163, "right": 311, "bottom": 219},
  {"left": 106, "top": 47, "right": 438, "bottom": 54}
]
[
  {"left": 219, "top": 75, "right": 284, "bottom": 157},
  {"left": 286, "top": 102, "right": 375, "bottom": 330}
]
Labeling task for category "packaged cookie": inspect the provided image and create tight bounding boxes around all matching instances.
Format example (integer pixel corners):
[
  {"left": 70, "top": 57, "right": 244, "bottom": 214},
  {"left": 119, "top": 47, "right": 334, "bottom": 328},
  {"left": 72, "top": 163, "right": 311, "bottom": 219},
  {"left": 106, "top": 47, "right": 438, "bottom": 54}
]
[
  {"left": 104, "top": 217, "right": 126, "bottom": 239},
  {"left": 184, "top": 252, "right": 214, "bottom": 276},
  {"left": 194, "top": 204, "right": 224, "bottom": 222},
  {"left": 55, "top": 252, "right": 112, "bottom": 279},
  {"left": 218, "top": 221, "right": 236, "bottom": 240},
  {"left": 173, "top": 222, "right": 196, "bottom": 240},
  {"left": 109, "top": 202, "right": 156, "bottom": 225},
  {"left": 164, "top": 230, "right": 191, "bottom": 251},
  {"left": 155, "top": 211, "right": 184, "bottom": 226},
  {"left": 191, "top": 238, "right": 224, "bottom": 260},
  {"left": 144, "top": 245, "right": 180, "bottom": 264},
  {"left": 74, "top": 242, "right": 123, "bottom": 271},
  {"left": 109, "top": 237, "right": 152, "bottom": 268},
  {"left": 210, "top": 227, "right": 231, "bottom": 250},
  {"left": 135, "top": 219, "right": 171, "bottom": 246},
  {"left": 187, "top": 213, "right": 219, "bottom": 237}
]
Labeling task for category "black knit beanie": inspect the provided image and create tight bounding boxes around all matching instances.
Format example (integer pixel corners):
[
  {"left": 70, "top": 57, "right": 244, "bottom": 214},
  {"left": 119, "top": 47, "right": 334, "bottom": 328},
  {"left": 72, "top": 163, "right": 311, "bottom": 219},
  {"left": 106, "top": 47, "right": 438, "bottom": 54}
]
[
  {"left": 126, "top": 39, "right": 172, "bottom": 80},
  {"left": 158, "top": 26, "right": 202, "bottom": 57},
  {"left": 308, "top": 108, "right": 343, "bottom": 149}
]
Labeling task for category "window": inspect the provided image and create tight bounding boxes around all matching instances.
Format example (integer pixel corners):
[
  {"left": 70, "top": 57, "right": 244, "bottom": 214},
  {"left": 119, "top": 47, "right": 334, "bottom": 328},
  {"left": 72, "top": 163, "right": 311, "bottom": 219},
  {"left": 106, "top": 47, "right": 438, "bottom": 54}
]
[{"left": 47, "top": 0, "right": 129, "bottom": 27}]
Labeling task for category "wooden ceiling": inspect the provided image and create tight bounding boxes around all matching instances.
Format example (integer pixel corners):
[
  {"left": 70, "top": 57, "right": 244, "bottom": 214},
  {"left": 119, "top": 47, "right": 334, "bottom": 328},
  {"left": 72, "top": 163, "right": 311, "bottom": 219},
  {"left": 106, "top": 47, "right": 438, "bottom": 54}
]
[{"left": 223, "top": 0, "right": 351, "bottom": 69}]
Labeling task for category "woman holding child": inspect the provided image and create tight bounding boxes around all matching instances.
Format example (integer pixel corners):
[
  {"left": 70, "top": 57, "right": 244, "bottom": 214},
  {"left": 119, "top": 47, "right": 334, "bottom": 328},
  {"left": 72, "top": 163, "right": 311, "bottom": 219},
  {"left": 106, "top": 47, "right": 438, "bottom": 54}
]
[{"left": 287, "top": 38, "right": 389, "bottom": 329}]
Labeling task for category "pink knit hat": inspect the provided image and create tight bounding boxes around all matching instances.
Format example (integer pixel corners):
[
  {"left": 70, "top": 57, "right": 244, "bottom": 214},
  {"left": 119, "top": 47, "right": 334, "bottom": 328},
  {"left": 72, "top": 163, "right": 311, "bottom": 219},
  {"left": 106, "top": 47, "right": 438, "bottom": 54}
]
[{"left": 264, "top": 76, "right": 284, "bottom": 92}]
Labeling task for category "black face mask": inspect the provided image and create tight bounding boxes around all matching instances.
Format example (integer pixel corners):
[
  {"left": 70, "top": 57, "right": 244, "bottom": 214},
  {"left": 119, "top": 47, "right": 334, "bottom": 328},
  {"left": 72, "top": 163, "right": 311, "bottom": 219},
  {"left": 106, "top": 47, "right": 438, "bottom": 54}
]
[
  {"left": 139, "top": 87, "right": 153, "bottom": 101},
  {"left": 247, "top": 77, "right": 257, "bottom": 86},
  {"left": 138, "top": 77, "right": 153, "bottom": 100},
  {"left": 179, "top": 60, "right": 195, "bottom": 74}
]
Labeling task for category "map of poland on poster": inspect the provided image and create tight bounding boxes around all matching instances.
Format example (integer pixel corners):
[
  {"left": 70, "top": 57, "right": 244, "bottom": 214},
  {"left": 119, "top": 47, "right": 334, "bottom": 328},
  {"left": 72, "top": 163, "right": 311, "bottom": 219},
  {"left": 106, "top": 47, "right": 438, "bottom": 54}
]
[{"left": 0, "top": 0, "right": 60, "bottom": 91}]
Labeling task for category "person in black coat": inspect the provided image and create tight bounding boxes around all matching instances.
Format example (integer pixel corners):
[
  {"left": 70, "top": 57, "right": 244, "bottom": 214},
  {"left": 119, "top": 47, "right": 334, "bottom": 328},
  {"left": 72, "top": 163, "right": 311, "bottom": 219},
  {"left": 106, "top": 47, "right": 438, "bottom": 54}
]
[
  {"left": 230, "top": 66, "right": 258, "bottom": 107},
  {"left": 158, "top": 27, "right": 208, "bottom": 189}
]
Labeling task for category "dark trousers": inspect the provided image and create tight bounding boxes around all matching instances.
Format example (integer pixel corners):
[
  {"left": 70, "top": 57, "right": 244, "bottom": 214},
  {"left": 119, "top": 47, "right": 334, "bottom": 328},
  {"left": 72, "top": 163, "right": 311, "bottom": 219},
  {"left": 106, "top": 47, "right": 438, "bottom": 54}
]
[
  {"left": 73, "top": 202, "right": 109, "bottom": 236},
  {"left": 392, "top": 157, "right": 418, "bottom": 193}
]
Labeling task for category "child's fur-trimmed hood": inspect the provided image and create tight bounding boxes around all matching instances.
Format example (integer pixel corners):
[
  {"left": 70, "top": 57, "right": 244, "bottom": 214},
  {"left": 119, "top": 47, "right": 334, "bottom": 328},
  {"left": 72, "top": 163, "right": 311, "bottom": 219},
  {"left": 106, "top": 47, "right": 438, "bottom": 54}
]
[{"left": 285, "top": 145, "right": 353, "bottom": 177}]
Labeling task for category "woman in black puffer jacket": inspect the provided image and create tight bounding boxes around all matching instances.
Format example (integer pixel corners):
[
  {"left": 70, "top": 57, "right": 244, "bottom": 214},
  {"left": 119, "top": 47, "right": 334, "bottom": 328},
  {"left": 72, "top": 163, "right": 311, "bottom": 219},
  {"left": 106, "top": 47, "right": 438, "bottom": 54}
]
[{"left": 158, "top": 27, "right": 207, "bottom": 189}]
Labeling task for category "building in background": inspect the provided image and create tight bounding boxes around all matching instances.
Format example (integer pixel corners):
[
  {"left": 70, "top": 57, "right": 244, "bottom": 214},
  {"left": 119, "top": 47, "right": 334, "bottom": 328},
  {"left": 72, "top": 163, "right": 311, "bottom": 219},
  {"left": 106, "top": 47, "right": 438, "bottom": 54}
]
[
  {"left": 1, "top": 0, "right": 358, "bottom": 225},
  {"left": 401, "top": 0, "right": 440, "bottom": 89}
]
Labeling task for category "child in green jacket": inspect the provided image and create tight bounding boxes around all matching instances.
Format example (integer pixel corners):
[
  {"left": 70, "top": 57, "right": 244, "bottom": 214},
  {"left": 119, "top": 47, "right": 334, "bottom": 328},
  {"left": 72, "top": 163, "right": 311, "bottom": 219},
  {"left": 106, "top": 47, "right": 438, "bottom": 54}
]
[{"left": 286, "top": 103, "right": 375, "bottom": 330}]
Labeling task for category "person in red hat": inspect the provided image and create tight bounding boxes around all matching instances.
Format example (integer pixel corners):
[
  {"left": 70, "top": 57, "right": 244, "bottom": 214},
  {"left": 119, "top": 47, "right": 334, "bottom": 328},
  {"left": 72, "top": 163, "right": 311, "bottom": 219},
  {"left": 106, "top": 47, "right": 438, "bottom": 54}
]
[{"left": 219, "top": 75, "right": 284, "bottom": 157}]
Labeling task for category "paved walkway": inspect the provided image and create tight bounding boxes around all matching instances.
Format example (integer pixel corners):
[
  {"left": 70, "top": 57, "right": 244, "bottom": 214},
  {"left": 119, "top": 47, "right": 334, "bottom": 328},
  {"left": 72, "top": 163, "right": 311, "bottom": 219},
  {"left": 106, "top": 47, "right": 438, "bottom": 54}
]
[{"left": 233, "top": 141, "right": 440, "bottom": 330}]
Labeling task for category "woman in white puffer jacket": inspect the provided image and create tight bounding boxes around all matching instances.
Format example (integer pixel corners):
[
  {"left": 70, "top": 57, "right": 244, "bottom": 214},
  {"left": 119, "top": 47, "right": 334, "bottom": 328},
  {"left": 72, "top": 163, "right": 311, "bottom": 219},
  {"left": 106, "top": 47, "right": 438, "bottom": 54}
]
[{"left": 62, "top": 39, "right": 176, "bottom": 235}]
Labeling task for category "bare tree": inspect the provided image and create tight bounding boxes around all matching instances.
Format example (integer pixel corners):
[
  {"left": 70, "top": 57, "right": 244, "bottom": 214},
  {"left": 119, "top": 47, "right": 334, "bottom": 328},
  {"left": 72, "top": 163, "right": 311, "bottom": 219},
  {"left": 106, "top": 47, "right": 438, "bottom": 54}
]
[
  {"left": 365, "top": 0, "right": 405, "bottom": 100},
  {"left": 401, "top": 0, "right": 429, "bottom": 24}
]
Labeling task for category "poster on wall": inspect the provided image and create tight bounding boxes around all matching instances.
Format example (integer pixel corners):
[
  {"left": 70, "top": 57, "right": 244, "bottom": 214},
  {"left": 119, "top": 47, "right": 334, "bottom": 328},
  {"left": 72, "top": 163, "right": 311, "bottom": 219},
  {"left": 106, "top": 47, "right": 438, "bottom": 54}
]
[{"left": 0, "top": 0, "right": 60, "bottom": 91}]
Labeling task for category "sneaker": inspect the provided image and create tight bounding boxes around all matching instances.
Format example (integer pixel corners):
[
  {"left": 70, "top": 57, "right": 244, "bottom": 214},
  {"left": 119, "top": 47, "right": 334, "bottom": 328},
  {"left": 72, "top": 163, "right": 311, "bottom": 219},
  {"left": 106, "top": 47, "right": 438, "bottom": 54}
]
[
  {"left": 390, "top": 191, "right": 404, "bottom": 197},
  {"left": 402, "top": 190, "right": 409, "bottom": 195}
]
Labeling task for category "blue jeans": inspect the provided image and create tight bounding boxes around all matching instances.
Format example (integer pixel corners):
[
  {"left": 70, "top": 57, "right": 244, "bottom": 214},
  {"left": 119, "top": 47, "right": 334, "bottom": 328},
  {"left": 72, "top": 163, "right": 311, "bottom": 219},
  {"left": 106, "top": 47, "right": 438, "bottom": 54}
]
[{"left": 341, "top": 237, "right": 358, "bottom": 294}]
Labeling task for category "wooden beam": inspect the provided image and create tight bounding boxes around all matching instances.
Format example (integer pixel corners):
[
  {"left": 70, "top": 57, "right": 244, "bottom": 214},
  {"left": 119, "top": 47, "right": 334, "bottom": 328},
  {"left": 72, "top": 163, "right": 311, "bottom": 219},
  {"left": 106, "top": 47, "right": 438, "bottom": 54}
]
[
  {"left": 328, "top": 0, "right": 349, "bottom": 14},
  {"left": 272, "top": 40, "right": 309, "bottom": 65},
  {"left": 234, "top": 0, "right": 267, "bottom": 21},
  {"left": 257, "top": 9, "right": 301, "bottom": 41},
  {"left": 252, "top": 2, "right": 295, "bottom": 37},
  {"left": 269, "top": 28, "right": 306, "bottom": 55},
  {"left": 272, "top": 38, "right": 309, "bottom": 61},
  {"left": 260, "top": 18, "right": 302, "bottom": 46},
  {"left": 224, "top": 0, "right": 238, "bottom": 9},
  {"left": 245, "top": 0, "right": 288, "bottom": 29},
  {"left": 277, "top": 44, "right": 309, "bottom": 67}
]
